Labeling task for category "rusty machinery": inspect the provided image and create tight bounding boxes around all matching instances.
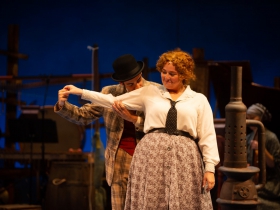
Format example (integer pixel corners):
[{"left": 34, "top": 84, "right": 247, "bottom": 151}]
[{"left": 216, "top": 66, "right": 266, "bottom": 210}]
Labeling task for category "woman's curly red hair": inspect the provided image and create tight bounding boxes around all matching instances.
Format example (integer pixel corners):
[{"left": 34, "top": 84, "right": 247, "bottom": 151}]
[{"left": 156, "top": 49, "right": 196, "bottom": 85}]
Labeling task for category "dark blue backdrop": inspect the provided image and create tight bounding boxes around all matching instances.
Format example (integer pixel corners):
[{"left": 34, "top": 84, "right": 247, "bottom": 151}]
[{"left": 1, "top": 0, "right": 280, "bottom": 151}]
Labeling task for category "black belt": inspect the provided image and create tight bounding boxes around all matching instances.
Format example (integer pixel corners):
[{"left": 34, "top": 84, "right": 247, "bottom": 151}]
[{"left": 148, "top": 128, "right": 195, "bottom": 141}]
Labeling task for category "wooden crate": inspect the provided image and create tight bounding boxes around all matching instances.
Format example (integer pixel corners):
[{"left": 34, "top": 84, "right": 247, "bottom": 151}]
[{"left": 44, "top": 162, "right": 95, "bottom": 210}]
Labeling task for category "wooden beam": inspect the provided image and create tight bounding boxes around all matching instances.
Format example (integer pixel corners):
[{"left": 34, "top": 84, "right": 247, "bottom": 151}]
[
  {"left": 0, "top": 73, "right": 113, "bottom": 90},
  {"left": 0, "top": 73, "right": 112, "bottom": 81},
  {"left": 5, "top": 24, "right": 20, "bottom": 150},
  {"left": 0, "top": 50, "right": 28, "bottom": 60},
  {"left": 142, "top": 57, "right": 149, "bottom": 80}
]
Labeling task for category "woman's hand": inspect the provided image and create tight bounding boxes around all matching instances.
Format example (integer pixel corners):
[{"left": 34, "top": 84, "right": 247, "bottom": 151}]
[
  {"left": 203, "top": 171, "right": 215, "bottom": 192},
  {"left": 250, "top": 140, "right": 258, "bottom": 150},
  {"left": 64, "top": 85, "right": 83, "bottom": 96}
]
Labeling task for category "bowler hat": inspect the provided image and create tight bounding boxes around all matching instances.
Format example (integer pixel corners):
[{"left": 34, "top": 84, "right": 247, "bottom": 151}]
[{"left": 111, "top": 54, "right": 144, "bottom": 82}]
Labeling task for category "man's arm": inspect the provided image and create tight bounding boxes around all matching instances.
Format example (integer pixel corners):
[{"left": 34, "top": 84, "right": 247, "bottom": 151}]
[
  {"left": 54, "top": 86, "right": 103, "bottom": 126},
  {"left": 112, "top": 101, "right": 144, "bottom": 132},
  {"left": 55, "top": 101, "right": 103, "bottom": 126}
]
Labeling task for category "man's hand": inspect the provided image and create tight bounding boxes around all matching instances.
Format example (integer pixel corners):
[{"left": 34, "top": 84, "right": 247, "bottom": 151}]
[
  {"left": 64, "top": 85, "right": 83, "bottom": 96},
  {"left": 58, "top": 85, "right": 83, "bottom": 108},
  {"left": 203, "top": 171, "right": 215, "bottom": 192},
  {"left": 58, "top": 87, "right": 70, "bottom": 107},
  {"left": 112, "top": 101, "right": 137, "bottom": 123}
]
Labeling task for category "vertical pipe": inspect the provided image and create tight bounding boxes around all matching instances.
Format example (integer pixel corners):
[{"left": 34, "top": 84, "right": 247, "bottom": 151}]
[
  {"left": 246, "top": 119, "right": 266, "bottom": 187},
  {"left": 224, "top": 66, "right": 247, "bottom": 168},
  {"left": 230, "top": 66, "right": 242, "bottom": 102},
  {"left": 217, "top": 66, "right": 261, "bottom": 209},
  {"left": 93, "top": 44, "right": 100, "bottom": 132}
]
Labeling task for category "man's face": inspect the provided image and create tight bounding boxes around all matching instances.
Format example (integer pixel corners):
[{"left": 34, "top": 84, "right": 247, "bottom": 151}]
[{"left": 121, "top": 73, "right": 143, "bottom": 92}]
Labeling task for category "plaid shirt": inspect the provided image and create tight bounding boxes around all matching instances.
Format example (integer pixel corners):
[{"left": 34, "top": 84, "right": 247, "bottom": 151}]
[{"left": 55, "top": 78, "right": 159, "bottom": 186}]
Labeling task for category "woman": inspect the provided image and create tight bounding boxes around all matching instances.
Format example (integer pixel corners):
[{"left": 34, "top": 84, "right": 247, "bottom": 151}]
[
  {"left": 64, "top": 49, "right": 220, "bottom": 209},
  {"left": 246, "top": 103, "right": 280, "bottom": 210}
]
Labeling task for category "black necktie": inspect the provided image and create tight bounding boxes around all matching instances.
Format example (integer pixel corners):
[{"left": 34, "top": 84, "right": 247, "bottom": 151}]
[{"left": 165, "top": 100, "right": 178, "bottom": 135}]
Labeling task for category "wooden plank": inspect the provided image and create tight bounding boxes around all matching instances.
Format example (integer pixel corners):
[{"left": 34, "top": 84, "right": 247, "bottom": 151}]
[
  {"left": 0, "top": 204, "right": 41, "bottom": 210},
  {"left": 0, "top": 50, "right": 28, "bottom": 60}
]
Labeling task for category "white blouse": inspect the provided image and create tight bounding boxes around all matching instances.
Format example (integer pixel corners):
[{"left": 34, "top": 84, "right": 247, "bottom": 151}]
[{"left": 82, "top": 85, "right": 220, "bottom": 172}]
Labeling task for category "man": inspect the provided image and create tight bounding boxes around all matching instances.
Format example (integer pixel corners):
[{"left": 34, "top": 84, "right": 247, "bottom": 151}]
[{"left": 54, "top": 54, "right": 159, "bottom": 210}]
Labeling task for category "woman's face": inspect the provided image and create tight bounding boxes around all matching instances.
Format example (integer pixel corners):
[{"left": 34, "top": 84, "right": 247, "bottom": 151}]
[
  {"left": 161, "top": 62, "right": 182, "bottom": 91},
  {"left": 246, "top": 114, "right": 261, "bottom": 131}
]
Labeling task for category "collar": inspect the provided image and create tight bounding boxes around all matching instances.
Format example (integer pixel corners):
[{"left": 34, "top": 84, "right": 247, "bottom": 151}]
[{"left": 159, "top": 85, "right": 196, "bottom": 101}]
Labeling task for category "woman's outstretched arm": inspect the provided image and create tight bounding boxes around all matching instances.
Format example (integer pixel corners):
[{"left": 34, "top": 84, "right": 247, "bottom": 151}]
[
  {"left": 64, "top": 85, "right": 83, "bottom": 96},
  {"left": 65, "top": 84, "right": 145, "bottom": 111}
]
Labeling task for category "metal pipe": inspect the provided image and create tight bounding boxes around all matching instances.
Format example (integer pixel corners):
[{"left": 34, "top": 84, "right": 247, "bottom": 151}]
[
  {"left": 246, "top": 119, "right": 266, "bottom": 188},
  {"left": 217, "top": 66, "right": 262, "bottom": 209},
  {"left": 224, "top": 66, "right": 248, "bottom": 168}
]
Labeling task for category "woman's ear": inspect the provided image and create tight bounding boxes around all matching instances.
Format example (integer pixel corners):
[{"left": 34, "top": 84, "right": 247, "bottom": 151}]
[{"left": 119, "top": 82, "right": 124, "bottom": 86}]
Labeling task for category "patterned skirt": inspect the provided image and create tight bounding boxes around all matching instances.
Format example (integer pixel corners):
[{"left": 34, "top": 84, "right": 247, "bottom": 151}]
[{"left": 124, "top": 132, "right": 213, "bottom": 210}]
